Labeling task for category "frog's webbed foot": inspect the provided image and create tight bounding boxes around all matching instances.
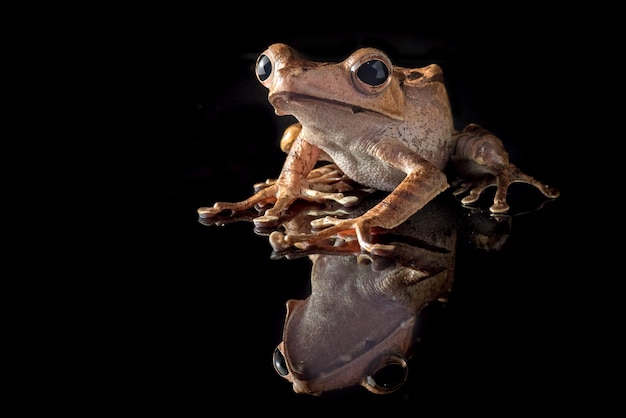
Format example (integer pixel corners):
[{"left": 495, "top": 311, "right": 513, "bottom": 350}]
[
  {"left": 198, "top": 163, "right": 368, "bottom": 233},
  {"left": 269, "top": 216, "right": 395, "bottom": 256},
  {"left": 452, "top": 124, "right": 559, "bottom": 214},
  {"left": 256, "top": 164, "right": 361, "bottom": 206},
  {"left": 306, "top": 163, "right": 354, "bottom": 191},
  {"left": 453, "top": 163, "right": 560, "bottom": 214}
]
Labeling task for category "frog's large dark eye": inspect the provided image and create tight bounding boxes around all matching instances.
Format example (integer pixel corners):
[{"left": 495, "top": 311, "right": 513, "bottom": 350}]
[
  {"left": 356, "top": 59, "right": 389, "bottom": 86},
  {"left": 256, "top": 54, "right": 272, "bottom": 81},
  {"left": 350, "top": 51, "right": 392, "bottom": 95},
  {"left": 364, "top": 353, "right": 408, "bottom": 394},
  {"left": 273, "top": 346, "right": 289, "bottom": 376}
]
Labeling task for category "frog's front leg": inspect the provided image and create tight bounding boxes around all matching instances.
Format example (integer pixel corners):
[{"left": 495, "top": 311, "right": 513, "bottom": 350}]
[
  {"left": 270, "top": 142, "right": 449, "bottom": 254},
  {"left": 198, "top": 125, "right": 358, "bottom": 227},
  {"left": 451, "top": 123, "right": 560, "bottom": 213},
  {"left": 198, "top": 132, "right": 319, "bottom": 224}
]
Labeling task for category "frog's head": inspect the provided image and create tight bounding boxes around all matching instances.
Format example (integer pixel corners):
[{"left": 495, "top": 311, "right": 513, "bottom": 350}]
[
  {"left": 255, "top": 43, "right": 411, "bottom": 125},
  {"left": 272, "top": 254, "right": 418, "bottom": 395}
]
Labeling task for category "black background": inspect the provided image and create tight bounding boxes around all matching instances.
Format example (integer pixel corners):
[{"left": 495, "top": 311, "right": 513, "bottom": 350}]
[{"left": 69, "top": 9, "right": 601, "bottom": 413}]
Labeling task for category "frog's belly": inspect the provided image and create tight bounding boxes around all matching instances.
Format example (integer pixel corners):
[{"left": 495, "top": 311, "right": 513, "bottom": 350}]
[{"left": 330, "top": 153, "right": 405, "bottom": 192}]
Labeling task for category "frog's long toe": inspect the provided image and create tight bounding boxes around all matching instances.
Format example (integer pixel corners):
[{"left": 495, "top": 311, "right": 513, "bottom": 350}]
[
  {"left": 541, "top": 184, "right": 560, "bottom": 199},
  {"left": 368, "top": 243, "right": 397, "bottom": 257},
  {"left": 253, "top": 214, "right": 281, "bottom": 229},
  {"left": 459, "top": 191, "right": 481, "bottom": 205},
  {"left": 455, "top": 179, "right": 492, "bottom": 205},
  {"left": 310, "top": 216, "right": 342, "bottom": 229},
  {"left": 269, "top": 231, "right": 291, "bottom": 251},
  {"left": 197, "top": 206, "right": 228, "bottom": 219},
  {"left": 253, "top": 179, "right": 276, "bottom": 192},
  {"left": 489, "top": 201, "right": 510, "bottom": 214}
]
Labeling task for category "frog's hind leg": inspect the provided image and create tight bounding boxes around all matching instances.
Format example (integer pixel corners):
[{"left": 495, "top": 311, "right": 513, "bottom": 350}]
[
  {"left": 453, "top": 163, "right": 560, "bottom": 213},
  {"left": 452, "top": 124, "right": 560, "bottom": 214}
]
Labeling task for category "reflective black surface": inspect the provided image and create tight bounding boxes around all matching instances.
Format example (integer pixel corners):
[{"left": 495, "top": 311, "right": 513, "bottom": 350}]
[{"left": 90, "top": 19, "right": 595, "bottom": 413}]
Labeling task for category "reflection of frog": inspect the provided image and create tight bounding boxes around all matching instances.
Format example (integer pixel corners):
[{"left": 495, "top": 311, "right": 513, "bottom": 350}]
[
  {"left": 200, "top": 160, "right": 521, "bottom": 396},
  {"left": 272, "top": 194, "right": 457, "bottom": 395},
  {"left": 198, "top": 43, "right": 559, "bottom": 255}
]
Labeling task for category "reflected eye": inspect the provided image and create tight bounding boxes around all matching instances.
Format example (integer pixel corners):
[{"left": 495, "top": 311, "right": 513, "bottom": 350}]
[
  {"left": 256, "top": 54, "right": 272, "bottom": 81},
  {"left": 356, "top": 59, "right": 389, "bottom": 86},
  {"left": 365, "top": 353, "right": 408, "bottom": 394},
  {"left": 273, "top": 346, "right": 289, "bottom": 376}
]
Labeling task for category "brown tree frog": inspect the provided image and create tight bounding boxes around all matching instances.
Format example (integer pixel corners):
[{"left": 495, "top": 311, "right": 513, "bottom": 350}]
[{"left": 198, "top": 43, "right": 559, "bottom": 254}]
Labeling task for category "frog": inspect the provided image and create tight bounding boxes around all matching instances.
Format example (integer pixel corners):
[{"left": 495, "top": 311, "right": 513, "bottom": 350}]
[
  {"left": 197, "top": 43, "right": 559, "bottom": 255},
  {"left": 271, "top": 192, "right": 458, "bottom": 395}
]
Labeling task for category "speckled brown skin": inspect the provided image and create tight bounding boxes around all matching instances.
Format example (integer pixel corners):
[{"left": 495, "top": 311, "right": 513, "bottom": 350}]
[{"left": 198, "top": 43, "right": 559, "bottom": 254}]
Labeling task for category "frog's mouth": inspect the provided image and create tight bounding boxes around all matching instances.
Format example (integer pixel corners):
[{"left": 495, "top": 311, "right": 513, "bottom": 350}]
[{"left": 269, "top": 92, "right": 403, "bottom": 121}]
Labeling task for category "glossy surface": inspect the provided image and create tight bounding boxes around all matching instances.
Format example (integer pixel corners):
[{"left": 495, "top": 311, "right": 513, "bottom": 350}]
[{"left": 96, "top": 25, "right": 589, "bottom": 412}]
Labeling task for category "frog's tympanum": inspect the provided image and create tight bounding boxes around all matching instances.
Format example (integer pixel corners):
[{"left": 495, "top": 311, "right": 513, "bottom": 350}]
[
  {"left": 198, "top": 43, "right": 559, "bottom": 255},
  {"left": 197, "top": 43, "right": 559, "bottom": 395}
]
